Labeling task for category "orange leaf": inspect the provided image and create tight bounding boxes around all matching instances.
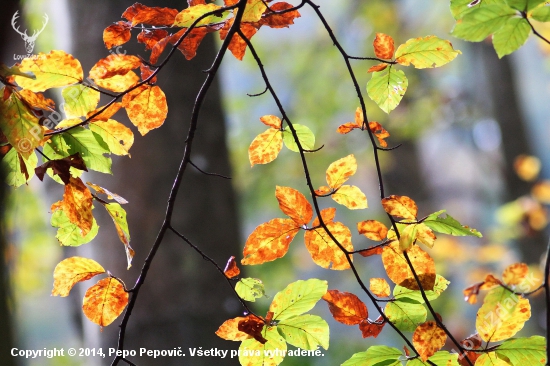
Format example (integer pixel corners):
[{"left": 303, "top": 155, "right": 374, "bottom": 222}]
[
  {"left": 305, "top": 219, "right": 353, "bottom": 270},
  {"left": 381, "top": 195, "right": 418, "bottom": 219},
  {"left": 169, "top": 27, "right": 213, "bottom": 61},
  {"left": 89, "top": 54, "right": 142, "bottom": 80},
  {"left": 150, "top": 36, "right": 171, "bottom": 64},
  {"left": 103, "top": 21, "right": 132, "bottom": 50},
  {"left": 215, "top": 317, "right": 253, "bottom": 341},
  {"left": 326, "top": 154, "right": 357, "bottom": 190},
  {"left": 137, "top": 29, "right": 169, "bottom": 50},
  {"left": 336, "top": 122, "right": 361, "bottom": 134},
  {"left": 18, "top": 89, "right": 55, "bottom": 111},
  {"left": 57, "top": 177, "right": 94, "bottom": 237},
  {"left": 248, "top": 128, "right": 283, "bottom": 166},
  {"left": 275, "top": 186, "right": 312, "bottom": 226},
  {"left": 51, "top": 257, "right": 105, "bottom": 297},
  {"left": 123, "top": 85, "right": 168, "bottom": 135},
  {"left": 315, "top": 185, "right": 332, "bottom": 196},
  {"left": 357, "top": 220, "right": 388, "bottom": 241},
  {"left": 220, "top": 19, "right": 258, "bottom": 61},
  {"left": 382, "top": 241, "right": 436, "bottom": 290},
  {"left": 122, "top": 3, "right": 179, "bottom": 26},
  {"left": 463, "top": 274, "right": 502, "bottom": 304},
  {"left": 368, "top": 121, "right": 390, "bottom": 147},
  {"left": 140, "top": 64, "right": 157, "bottom": 84},
  {"left": 359, "top": 316, "right": 385, "bottom": 338},
  {"left": 241, "top": 218, "right": 300, "bottom": 265},
  {"left": 322, "top": 289, "right": 367, "bottom": 325},
  {"left": 260, "top": 115, "right": 282, "bottom": 129},
  {"left": 332, "top": 185, "right": 368, "bottom": 210},
  {"left": 412, "top": 321, "right": 447, "bottom": 361},
  {"left": 238, "top": 314, "right": 267, "bottom": 344},
  {"left": 502, "top": 263, "right": 529, "bottom": 286},
  {"left": 367, "top": 63, "right": 388, "bottom": 73},
  {"left": 370, "top": 278, "right": 391, "bottom": 297},
  {"left": 318, "top": 207, "right": 336, "bottom": 224},
  {"left": 260, "top": 2, "right": 301, "bottom": 29},
  {"left": 358, "top": 245, "right": 385, "bottom": 257},
  {"left": 82, "top": 277, "right": 128, "bottom": 327},
  {"left": 87, "top": 102, "right": 122, "bottom": 122},
  {"left": 224, "top": 256, "right": 240, "bottom": 279},
  {"left": 373, "top": 33, "right": 395, "bottom": 59}
]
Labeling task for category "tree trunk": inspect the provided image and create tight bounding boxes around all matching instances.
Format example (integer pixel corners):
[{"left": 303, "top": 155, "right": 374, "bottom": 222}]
[{"left": 67, "top": 1, "right": 242, "bottom": 365}]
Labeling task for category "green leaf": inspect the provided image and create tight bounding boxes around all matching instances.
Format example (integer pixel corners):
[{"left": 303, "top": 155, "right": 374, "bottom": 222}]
[
  {"left": 341, "top": 345, "right": 402, "bottom": 366},
  {"left": 507, "top": 0, "right": 547, "bottom": 11},
  {"left": 395, "top": 36, "right": 462, "bottom": 69},
  {"left": 450, "top": 0, "right": 509, "bottom": 20},
  {"left": 0, "top": 90, "right": 43, "bottom": 158},
  {"left": 385, "top": 300, "right": 427, "bottom": 332},
  {"left": 104, "top": 203, "right": 134, "bottom": 269},
  {"left": 51, "top": 208, "right": 99, "bottom": 246},
  {"left": 62, "top": 85, "right": 100, "bottom": 118},
  {"left": 235, "top": 278, "right": 265, "bottom": 302},
  {"left": 239, "top": 327, "right": 286, "bottom": 366},
  {"left": 423, "top": 210, "right": 482, "bottom": 237},
  {"left": 277, "top": 314, "right": 329, "bottom": 350},
  {"left": 493, "top": 17, "right": 531, "bottom": 57},
  {"left": 47, "top": 127, "right": 112, "bottom": 174},
  {"left": 406, "top": 351, "right": 460, "bottom": 365},
  {"left": 495, "top": 336, "right": 546, "bottom": 365},
  {"left": 269, "top": 278, "right": 327, "bottom": 321},
  {"left": 367, "top": 67, "right": 408, "bottom": 114},
  {"left": 1, "top": 148, "right": 37, "bottom": 187},
  {"left": 394, "top": 275, "right": 450, "bottom": 304},
  {"left": 173, "top": 4, "right": 227, "bottom": 27},
  {"left": 451, "top": 5, "right": 517, "bottom": 42},
  {"left": 530, "top": 5, "right": 550, "bottom": 21},
  {"left": 282, "top": 124, "right": 315, "bottom": 152}
]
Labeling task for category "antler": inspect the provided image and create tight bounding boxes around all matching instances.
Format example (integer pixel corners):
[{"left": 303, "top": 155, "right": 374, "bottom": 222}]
[
  {"left": 30, "top": 14, "right": 49, "bottom": 39},
  {"left": 11, "top": 11, "right": 28, "bottom": 38}
]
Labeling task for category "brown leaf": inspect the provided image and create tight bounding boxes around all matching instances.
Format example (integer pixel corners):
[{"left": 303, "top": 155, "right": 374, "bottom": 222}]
[
  {"left": 322, "top": 289, "right": 367, "bottom": 325},
  {"left": 122, "top": 3, "right": 179, "bottom": 26},
  {"left": 260, "top": 2, "right": 301, "bottom": 29},
  {"left": 103, "top": 21, "right": 132, "bottom": 50},
  {"left": 359, "top": 316, "right": 385, "bottom": 338},
  {"left": 224, "top": 256, "right": 240, "bottom": 278},
  {"left": 140, "top": 64, "right": 157, "bottom": 83},
  {"left": 373, "top": 33, "right": 395, "bottom": 59},
  {"left": 82, "top": 277, "right": 129, "bottom": 327},
  {"left": 169, "top": 27, "right": 214, "bottom": 61},
  {"left": 238, "top": 314, "right": 267, "bottom": 344},
  {"left": 150, "top": 36, "right": 171, "bottom": 64},
  {"left": 35, "top": 153, "right": 88, "bottom": 184},
  {"left": 382, "top": 241, "right": 436, "bottom": 290}
]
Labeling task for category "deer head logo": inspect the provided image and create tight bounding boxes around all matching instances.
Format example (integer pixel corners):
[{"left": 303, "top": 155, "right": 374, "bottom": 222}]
[{"left": 11, "top": 11, "right": 49, "bottom": 54}]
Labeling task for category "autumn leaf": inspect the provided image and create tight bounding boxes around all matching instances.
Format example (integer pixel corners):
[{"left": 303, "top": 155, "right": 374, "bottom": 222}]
[
  {"left": 463, "top": 274, "right": 502, "bottom": 304},
  {"left": 82, "top": 277, "right": 129, "bottom": 327},
  {"left": 370, "top": 278, "right": 391, "bottom": 297},
  {"left": 412, "top": 321, "right": 447, "bottom": 361},
  {"left": 368, "top": 121, "right": 390, "bottom": 147},
  {"left": 169, "top": 27, "right": 214, "bottom": 61},
  {"left": 358, "top": 245, "right": 385, "bottom": 257},
  {"left": 93, "top": 72, "right": 140, "bottom": 93},
  {"left": 357, "top": 220, "right": 388, "bottom": 241},
  {"left": 85, "top": 183, "right": 126, "bottom": 205},
  {"left": 235, "top": 278, "right": 265, "bottom": 302},
  {"left": 367, "top": 63, "right": 389, "bottom": 73},
  {"left": 123, "top": 84, "right": 168, "bottom": 135},
  {"left": 322, "top": 289, "right": 368, "bottom": 325},
  {"left": 122, "top": 3, "right": 179, "bottom": 26},
  {"left": 1, "top": 148, "right": 38, "bottom": 187},
  {"left": 238, "top": 314, "right": 267, "bottom": 344},
  {"left": 373, "top": 33, "right": 395, "bottom": 59},
  {"left": 332, "top": 185, "right": 368, "bottom": 210},
  {"left": 502, "top": 263, "right": 529, "bottom": 286},
  {"left": 173, "top": 4, "right": 227, "bottom": 27},
  {"left": 62, "top": 85, "right": 100, "bottom": 118},
  {"left": 260, "top": 2, "right": 301, "bottom": 29},
  {"left": 382, "top": 195, "right": 418, "bottom": 219},
  {"left": 305, "top": 217, "right": 353, "bottom": 270},
  {"left": 395, "top": 36, "right": 461, "bottom": 69},
  {"left": 337, "top": 107, "right": 363, "bottom": 134},
  {"left": 18, "top": 89, "right": 55, "bottom": 110},
  {"left": 14, "top": 50, "right": 83, "bottom": 92},
  {"left": 241, "top": 218, "right": 300, "bottom": 265},
  {"left": 326, "top": 154, "right": 357, "bottom": 189},
  {"left": 89, "top": 54, "right": 142, "bottom": 80},
  {"left": 57, "top": 177, "right": 94, "bottom": 237},
  {"left": 359, "top": 317, "right": 386, "bottom": 338},
  {"left": 224, "top": 256, "right": 240, "bottom": 278},
  {"left": 216, "top": 317, "right": 253, "bottom": 341},
  {"left": 103, "top": 203, "right": 134, "bottom": 269},
  {"left": 103, "top": 21, "right": 132, "bottom": 49},
  {"left": 275, "top": 186, "right": 312, "bottom": 226},
  {"left": 238, "top": 326, "right": 286, "bottom": 366},
  {"left": 52, "top": 257, "right": 105, "bottom": 297},
  {"left": 278, "top": 314, "right": 329, "bottom": 350},
  {"left": 260, "top": 115, "right": 282, "bottom": 129},
  {"left": 269, "top": 278, "right": 327, "bottom": 321},
  {"left": 35, "top": 153, "right": 87, "bottom": 185},
  {"left": 248, "top": 127, "right": 283, "bottom": 166},
  {"left": 367, "top": 66, "right": 408, "bottom": 114},
  {"left": 220, "top": 19, "right": 258, "bottom": 60},
  {"left": 382, "top": 241, "right": 436, "bottom": 290},
  {"left": 86, "top": 102, "right": 122, "bottom": 122},
  {"left": 137, "top": 29, "right": 169, "bottom": 50},
  {"left": 89, "top": 119, "right": 134, "bottom": 156},
  {"left": 242, "top": 0, "right": 268, "bottom": 22}
]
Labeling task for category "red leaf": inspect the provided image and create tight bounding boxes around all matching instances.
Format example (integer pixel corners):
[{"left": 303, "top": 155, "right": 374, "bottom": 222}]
[
  {"left": 122, "top": 3, "right": 179, "bottom": 26},
  {"left": 359, "top": 316, "right": 385, "bottom": 338},
  {"left": 322, "top": 289, "right": 367, "bottom": 325},
  {"left": 169, "top": 27, "right": 213, "bottom": 61},
  {"left": 137, "top": 29, "right": 169, "bottom": 50},
  {"left": 260, "top": 2, "right": 301, "bottom": 29},
  {"left": 220, "top": 19, "right": 258, "bottom": 60},
  {"left": 223, "top": 256, "right": 240, "bottom": 279},
  {"left": 103, "top": 21, "right": 132, "bottom": 50}
]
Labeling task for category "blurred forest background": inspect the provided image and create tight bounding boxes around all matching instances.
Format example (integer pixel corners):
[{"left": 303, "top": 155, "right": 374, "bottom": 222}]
[{"left": 2, "top": 0, "right": 550, "bottom": 365}]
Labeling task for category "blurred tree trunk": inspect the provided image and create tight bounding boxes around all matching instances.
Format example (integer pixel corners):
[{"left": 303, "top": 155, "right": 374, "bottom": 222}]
[
  {"left": 0, "top": 2, "right": 20, "bottom": 366},
  {"left": 68, "top": 1, "right": 241, "bottom": 365}
]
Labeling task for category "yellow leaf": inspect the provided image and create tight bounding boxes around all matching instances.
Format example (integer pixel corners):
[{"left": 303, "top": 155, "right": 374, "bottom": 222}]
[
  {"left": 502, "top": 263, "right": 529, "bottom": 286},
  {"left": 357, "top": 220, "right": 388, "bottom": 241},
  {"left": 51, "top": 257, "right": 105, "bottom": 297},
  {"left": 395, "top": 36, "right": 461, "bottom": 69},
  {"left": 381, "top": 195, "right": 418, "bottom": 219},
  {"left": 259, "top": 115, "right": 282, "bottom": 129},
  {"left": 248, "top": 128, "right": 283, "bottom": 166},
  {"left": 370, "top": 278, "right": 390, "bottom": 297},
  {"left": 123, "top": 84, "right": 168, "bottom": 135},
  {"left": 14, "top": 50, "right": 83, "bottom": 92},
  {"left": 82, "top": 277, "right": 129, "bottom": 327},
  {"left": 412, "top": 321, "right": 447, "bottom": 361},
  {"left": 416, "top": 223, "right": 436, "bottom": 248},
  {"left": 89, "top": 54, "right": 141, "bottom": 80},
  {"left": 94, "top": 72, "right": 139, "bottom": 93},
  {"left": 326, "top": 154, "right": 357, "bottom": 189},
  {"left": 332, "top": 185, "right": 368, "bottom": 210}
]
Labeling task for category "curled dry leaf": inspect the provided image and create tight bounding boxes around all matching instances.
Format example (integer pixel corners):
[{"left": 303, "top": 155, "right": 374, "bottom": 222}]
[
  {"left": 82, "top": 277, "right": 129, "bottom": 327},
  {"left": 52, "top": 257, "right": 105, "bottom": 297}
]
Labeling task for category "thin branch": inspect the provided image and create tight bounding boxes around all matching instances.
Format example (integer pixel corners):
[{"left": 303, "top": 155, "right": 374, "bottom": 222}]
[
  {"left": 544, "top": 237, "right": 550, "bottom": 365},
  {"left": 190, "top": 160, "right": 231, "bottom": 179}
]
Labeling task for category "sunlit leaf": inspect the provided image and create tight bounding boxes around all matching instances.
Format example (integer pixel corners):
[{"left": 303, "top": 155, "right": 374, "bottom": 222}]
[
  {"left": 412, "top": 321, "right": 447, "bottom": 361},
  {"left": 241, "top": 218, "right": 300, "bottom": 265},
  {"left": 14, "top": 50, "right": 83, "bottom": 92},
  {"left": 399, "top": 223, "right": 419, "bottom": 251},
  {"left": 90, "top": 54, "right": 141, "bottom": 81},
  {"left": 382, "top": 241, "right": 436, "bottom": 290},
  {"left": 260, "top": 2, "right": 301, "bottom": 28},
  {"left": 51, "top": 208, "right": 99, "bottom": 246},
  {"left": 86, "top": 182, "right": 128, "bottom": 204},
  {"left": 474, "top": 352, "right": 510, "bottom": 366},
  {"left": 502, "top": 263, "right": 529, "bottom": 286},
  {"left": 394, "top": 275, "right": 450, "bottom": 304},
  {"left": 423, "top": 210, "right": 482, "bottom": 237},
  {"left": 239, "top": 327, "right": 286, "bottom": 366},
  {"left": 495, "top": 336, "right": 546, "bottom": 365},
  {"left": 242, "top": 0, "right": 268, "bottom": 22},
  {"left": 275, "top": 186, "right": 313, "bottom": 226},
  {"left": 530, "top": 5, "right": 550, "bottom": 21},
  {"left": 59, "top": 177, "right": 94, "bottom": 237},
  {"left": 123, "top": 84, "right": 168, "bottom": 135},
  {"left": 463, "top": 274, "right": 502, "bottom": 304},
  {"left": 385, "top": 300, "right": 427, "bottom": 332},
  {"left": 224, "top": 256, "right": 241, "bottom": 279},
  {"left": 507, "top": 0, "right": 547, "bottom": 11},
  {"left": 493, "top": 18, "right": 530, "bottom": 58},
  {"left": 406, "top": 351, "right": 459, "bottom": 365},
  {"left": 325, "top": 154, "right": 357, "bottom": 190},
  {"left": 415, "top": 223, "right": 436, "bottom": 249},
  {"left": 87, "top": 102, "right": 123, "bottom": 122},
  {"left": 235, "top": 278, "right": 265, "bottom": 302},
  {"left": 62, "top": 85, "right": 100, "bottom": 119},
  {"left": 322, "top": 289, "right": 368, "bottom": 325},
  {"left": 451, "top": 5, "right": 516, "bottom": 42},
  {"left": 269, "top": 278, "right": 327, "bottom": 321},
  {"left": 89, "top": 119, "right": 134, "bottom": 157},
  {"left": 395, "top": 36, "right": 461, "bottom": 68},
  {"left": 331, "top": 185, "right": 368, "bottom": 210},
  {"left": 370, "top": 278, "right": 391, "bottom": 297},
  {"left": 277, "top": 314, "right": 329, "bottom": 350},
  {"left": 216, "top": 316, "right": 253, "bottom": 341},
  {"left": 357, "top": 220, "right": 389, "bottom": 241},
  {"left": 367, "top": 63, "right": 389, "bottom": 73},
  {"left": 103, "top": 203, "right": 134, "bottom": 269},
  {"left": 93, "top": 72, "right": 139, "bottom": 93},
  {"left": 368, "top": 121, "right": 391, "bottom": 147},
  {"left": 382, "top": 195, "right": 418, "bottom": 219},
  {"left": 260, "top": 115, "right": 282, "bottom": 129},
  {"left": 1, "top": 148, "right": 37, "bottom": 187},
  {"left": 18, "top": 89, "right": 55, "bottom": 110},
  {"left": 248, "top": 128, "right": 283, "bottom": 166},
  {"left": 367, "top": 67, "right": 408, "bottom": 114},
  {"left": 282, "top": 124, "right": 315, "bottom": 152},
  {"left": 220, "top": 19, "right": 258, "bottom": 60},
  {"left": 305, "top": 219, "right": 353, "bottom": 270},
  {"left": 82, "top": 277, "right": 129, "bottom": 327},
  {"left": 373, "top": 33, "right": 395, "bottom": 59},
  {"left": 51, "top": 257, "right": 105, "bottom": 297},
  {"left": 342, "top": 345, "right": 402, "bottom": 366},
  {"left": 103, "top": 21, "right": 132, "bottom": 49},
  {"left": 173, "top": 4, "right": 227, "bottom": 27},
  {"left": 476, "top": 287, "right": 531, "bottom": 342},
  {"left": 122, "top": 3, "right": 179, "bottom": 26}
]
